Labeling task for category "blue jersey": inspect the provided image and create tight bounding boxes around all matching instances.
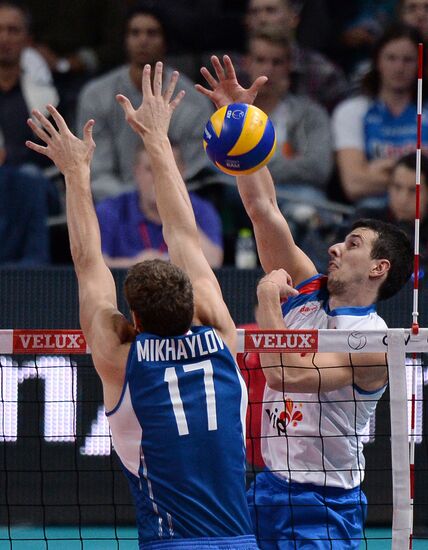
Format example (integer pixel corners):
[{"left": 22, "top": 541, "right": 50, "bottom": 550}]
[
  {"left": 106, "top": 326, "right": 257, "bottom": 549},
  {"left": 364, "top": 101, "right": 428, "bottom": 160}
]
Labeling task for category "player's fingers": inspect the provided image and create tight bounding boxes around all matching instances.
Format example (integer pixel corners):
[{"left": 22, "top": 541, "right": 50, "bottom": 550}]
[
  {"left": 194, "top": 84, "right": 213, "bottom": 98},
  {"left": 25, "top": 140, "right": 49, "bottom": 156},
  {"left": 200, "top": 67, "right": 218, "bottom": 90},
  {"left": 116, "top": 94, "right": 135, "bottom": 118},
  {"left": 46, "top": 104, "right": 69, "bottom": 134},
  {"left": 142, "top": 64, "right": 153, "bottom": 97},
  {"left": 164, "top": 70, "right": 179, "bottom": 103},
  {"left": 83, "top": 119, "right": 95, "bottom": 144},
  {"left": 223, "top": 55, "right": 237, "bottom": 80},
  {"left": 248, "top": 76, "right": 268, "bottom": 96},
  {"left": 153, "top": 61, "right": 163, "bottom": 96},
  {"left": 211, "top": 55, "right": 226, "bottom": 81},
  {"left": 169, "top": 90, "right": 185, "bottom": 112},
  {"left": 31, "top": 109, "right": 57, "bottom": 137},
  {"left": 27, "top": 117, "right": 52, "bottom": 145}
]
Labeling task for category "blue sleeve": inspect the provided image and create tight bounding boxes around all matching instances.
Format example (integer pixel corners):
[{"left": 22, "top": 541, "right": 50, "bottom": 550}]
[{"left": 190, "top": 193, "right": 223, "bottom": 247}]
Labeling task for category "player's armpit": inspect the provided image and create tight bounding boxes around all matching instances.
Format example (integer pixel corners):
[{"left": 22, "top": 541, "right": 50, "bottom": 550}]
[{"left": 85, "top": 305, "right": 134, "bottom": 393}]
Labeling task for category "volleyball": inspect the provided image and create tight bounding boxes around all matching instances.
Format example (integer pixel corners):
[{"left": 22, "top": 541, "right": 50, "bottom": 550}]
[{"left": 203, "top": 103, "right": 276, "bottom": 175}]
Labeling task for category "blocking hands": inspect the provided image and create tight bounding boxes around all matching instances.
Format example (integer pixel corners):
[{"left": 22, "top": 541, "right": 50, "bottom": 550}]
[
  {"left": 26, "top": 105, "right": 95, "bottom": 176},
  {"left": 116, "top": 62, "right": 185, "bottom": 142},
  {"left": 195, "top": 55, "right": 268, "bottom": 110}
]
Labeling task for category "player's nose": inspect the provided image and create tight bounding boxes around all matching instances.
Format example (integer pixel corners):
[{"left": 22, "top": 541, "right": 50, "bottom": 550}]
[{"left": 328, "top": 242, "right": 341, "bottom": 258}]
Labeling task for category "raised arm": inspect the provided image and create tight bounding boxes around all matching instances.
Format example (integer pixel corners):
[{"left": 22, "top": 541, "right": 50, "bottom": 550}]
[
  {"left": 116, "top": 62, "right": 235, "bottom": 351},
  {"left": 196, "top": 55, "right": 316, "bottom": 284},
  {"left": 256, "top": 270, "right": 387, "bottom": 393},
  {"left": 26, "top": 107, "right": 134, "bottom": 407}
]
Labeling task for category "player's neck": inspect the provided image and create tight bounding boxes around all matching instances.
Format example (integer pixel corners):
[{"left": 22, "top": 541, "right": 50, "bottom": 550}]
[
  {"left": 328, "top": 286, "right": 378, "bottom": 310},
  {"left": 0, "top": 64, "right": 20, "bottom": 92}
]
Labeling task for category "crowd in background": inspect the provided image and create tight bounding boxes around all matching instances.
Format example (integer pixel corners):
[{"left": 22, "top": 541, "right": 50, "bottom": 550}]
[{"left": 1, "top": 0, "right": 428, "bottom": 271}]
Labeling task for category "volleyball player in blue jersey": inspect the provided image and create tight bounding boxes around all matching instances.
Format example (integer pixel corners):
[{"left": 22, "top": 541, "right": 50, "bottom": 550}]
[{"left": 26, "top": 63, "right": 258, "bottom": 549}]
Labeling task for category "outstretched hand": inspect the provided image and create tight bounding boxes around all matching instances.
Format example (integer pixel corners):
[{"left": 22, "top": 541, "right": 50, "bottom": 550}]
[
  {"left": 26, "top": 105, "right": 95, "bottom": 175},
  {"left": 116, "top": 62, "right": 185, "bottom": 141},
  {"left": 195, "top": 55, "right": 268, "bottom": 110}
]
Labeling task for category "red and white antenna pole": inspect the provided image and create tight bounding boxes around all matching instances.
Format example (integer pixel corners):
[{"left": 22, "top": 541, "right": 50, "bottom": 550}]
[{"left": 409, "top": 41, "right": 423, "bottom": 550}]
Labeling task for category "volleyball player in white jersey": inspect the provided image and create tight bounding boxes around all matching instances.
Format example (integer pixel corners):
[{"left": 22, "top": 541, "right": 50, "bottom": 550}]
[
  {"left": 26, "top": 63, "right": 258, "bottom": 549},
  {"left": 196, "top": 56, "right": 414, "bottom": 549}
]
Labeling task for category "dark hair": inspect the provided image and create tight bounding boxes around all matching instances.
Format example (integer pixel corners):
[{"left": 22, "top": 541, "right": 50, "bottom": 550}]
[
  {"left": 361, "top": 23, "right": 422, "bottom": 98},
  {"left": 0, "top": 1, "right": 31, "bottom": 31},
  {"left": 352, "top": 219, "right": 413, "bottom": 300},
  {"left": 394, "top": 152, "right": 428, "bottom": 185},
  {"left": 124, "top": 259, "right": 194, "bottom": 336},
  {"left": 125, "top": 0, "right": 169, "bottom": 43}
]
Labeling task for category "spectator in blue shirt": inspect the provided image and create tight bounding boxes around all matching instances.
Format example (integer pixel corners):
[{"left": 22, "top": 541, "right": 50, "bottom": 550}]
[
  {"left": 0, "top": 129, "right": 50, "bottom": 265},
  {"left": 96, "top": 143, "right": 223, "bottom": 268}
]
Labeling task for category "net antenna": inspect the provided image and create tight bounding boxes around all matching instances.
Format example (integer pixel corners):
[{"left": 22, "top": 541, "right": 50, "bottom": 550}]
[{"left": 409, "top": 41, "right": 424, "bottom": 550}]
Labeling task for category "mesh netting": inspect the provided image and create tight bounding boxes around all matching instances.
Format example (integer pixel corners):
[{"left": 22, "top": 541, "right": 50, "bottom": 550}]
[{"left": 0, "top": 329, "right": 427, "bottom": 549}]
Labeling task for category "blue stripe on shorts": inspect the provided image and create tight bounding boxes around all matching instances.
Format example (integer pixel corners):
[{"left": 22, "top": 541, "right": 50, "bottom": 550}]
[{"left": 140, "top": 534, "right": 259, "bottom": 549}]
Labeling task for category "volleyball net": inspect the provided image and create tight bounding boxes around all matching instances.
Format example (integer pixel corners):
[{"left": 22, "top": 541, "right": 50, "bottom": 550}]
[{"left": 0, "top": 328, "right": 427, "bottom": 549}]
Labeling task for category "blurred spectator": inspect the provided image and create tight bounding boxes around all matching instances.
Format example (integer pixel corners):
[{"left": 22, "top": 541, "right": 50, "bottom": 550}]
[
  {"left": 0, "top": 1, "right": 58, "bottom": 168},
  {"left": 355, "top": 152, "right": 428, "bottom": 266},
  {"left": 244, "top": 0, "right": 348, "bottom": 110},
  {"left": 126, "top": 0, "right": 247, "bottom": 56},
  {"left": 341, "top": 0, "right": 397, "bottom": 67},
  {"left": 0, "top": 129, "right": 50, "bottom": 265},
  {"left": 293, "top": 0, "right": 333, "bottom": 53},
  {"left": 397, "top": 0, "right": 428, "bottom": 42},
  {"left": 332, "top": 24, "right": 428, "bottom": 210},
  {"left": 96, "top": 143, "right": 223, "bottom": 268},
  {"left": 21, "top": 47, "right": 53, "bottom": 86},
  {"left": 23, "top": 0, "right": 126, "bottom": 123},
  {"left": 77, "top": 1, "right": 215, "bottom": 202},
  {"left": 245, "top": 27, "right": 333, "bottom": 205}
]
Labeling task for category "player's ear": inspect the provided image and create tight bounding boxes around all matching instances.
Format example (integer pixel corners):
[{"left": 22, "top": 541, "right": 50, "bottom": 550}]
[
  {"left": 370, "top": 259, "right": 390, "bottom": 280},
  {"left": 131, "top": 311, "right": 143, "bottom": 333}
]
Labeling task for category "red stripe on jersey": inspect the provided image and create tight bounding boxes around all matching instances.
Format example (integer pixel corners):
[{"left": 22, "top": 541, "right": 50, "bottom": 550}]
[{"left": 298, "top": 275, "right": 328, "bottom": 295}]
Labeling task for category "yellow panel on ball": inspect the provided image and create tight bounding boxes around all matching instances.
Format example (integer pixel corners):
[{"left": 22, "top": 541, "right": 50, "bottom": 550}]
[
  {"left": 209, "top": 105, "right": 227, "bottom": 138},
  {"left": 228, "top": 106, "right": 268, "bottom": 156}
]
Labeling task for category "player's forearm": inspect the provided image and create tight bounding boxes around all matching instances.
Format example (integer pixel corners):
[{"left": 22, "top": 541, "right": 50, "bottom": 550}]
[
  {"left": 236, "top": 167, "right": 278, "bottom": 220},
  {"left": 64, "top": 167, "right": 104, "bottom": 273},
  {"left": 144, "top": 136, "right": 199, "bottom": 245}
]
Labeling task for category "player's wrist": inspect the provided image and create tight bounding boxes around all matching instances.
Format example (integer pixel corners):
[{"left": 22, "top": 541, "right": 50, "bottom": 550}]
[{"left": 257, "top": 280, "right": 281, "bottom": 297}]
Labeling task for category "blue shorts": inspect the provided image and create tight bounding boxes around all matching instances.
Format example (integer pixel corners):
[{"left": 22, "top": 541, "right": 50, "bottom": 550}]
[
  {"left": 140, "top": 534, "right": 259, "bottom": 549},
  {"left": 247, "top": 471, "right": 367, "bottom": 549}
]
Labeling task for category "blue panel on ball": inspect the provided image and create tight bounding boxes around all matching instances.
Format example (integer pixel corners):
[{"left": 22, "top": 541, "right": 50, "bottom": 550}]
[
  {"left": 204, "top": 119, "right": 220, "bottom": 163},
  {"left": 215, "top": 103, "right": 249, "bottom": 155},
  {"left": 217, "top": 119, "right": 276, "bottom": 172}
]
